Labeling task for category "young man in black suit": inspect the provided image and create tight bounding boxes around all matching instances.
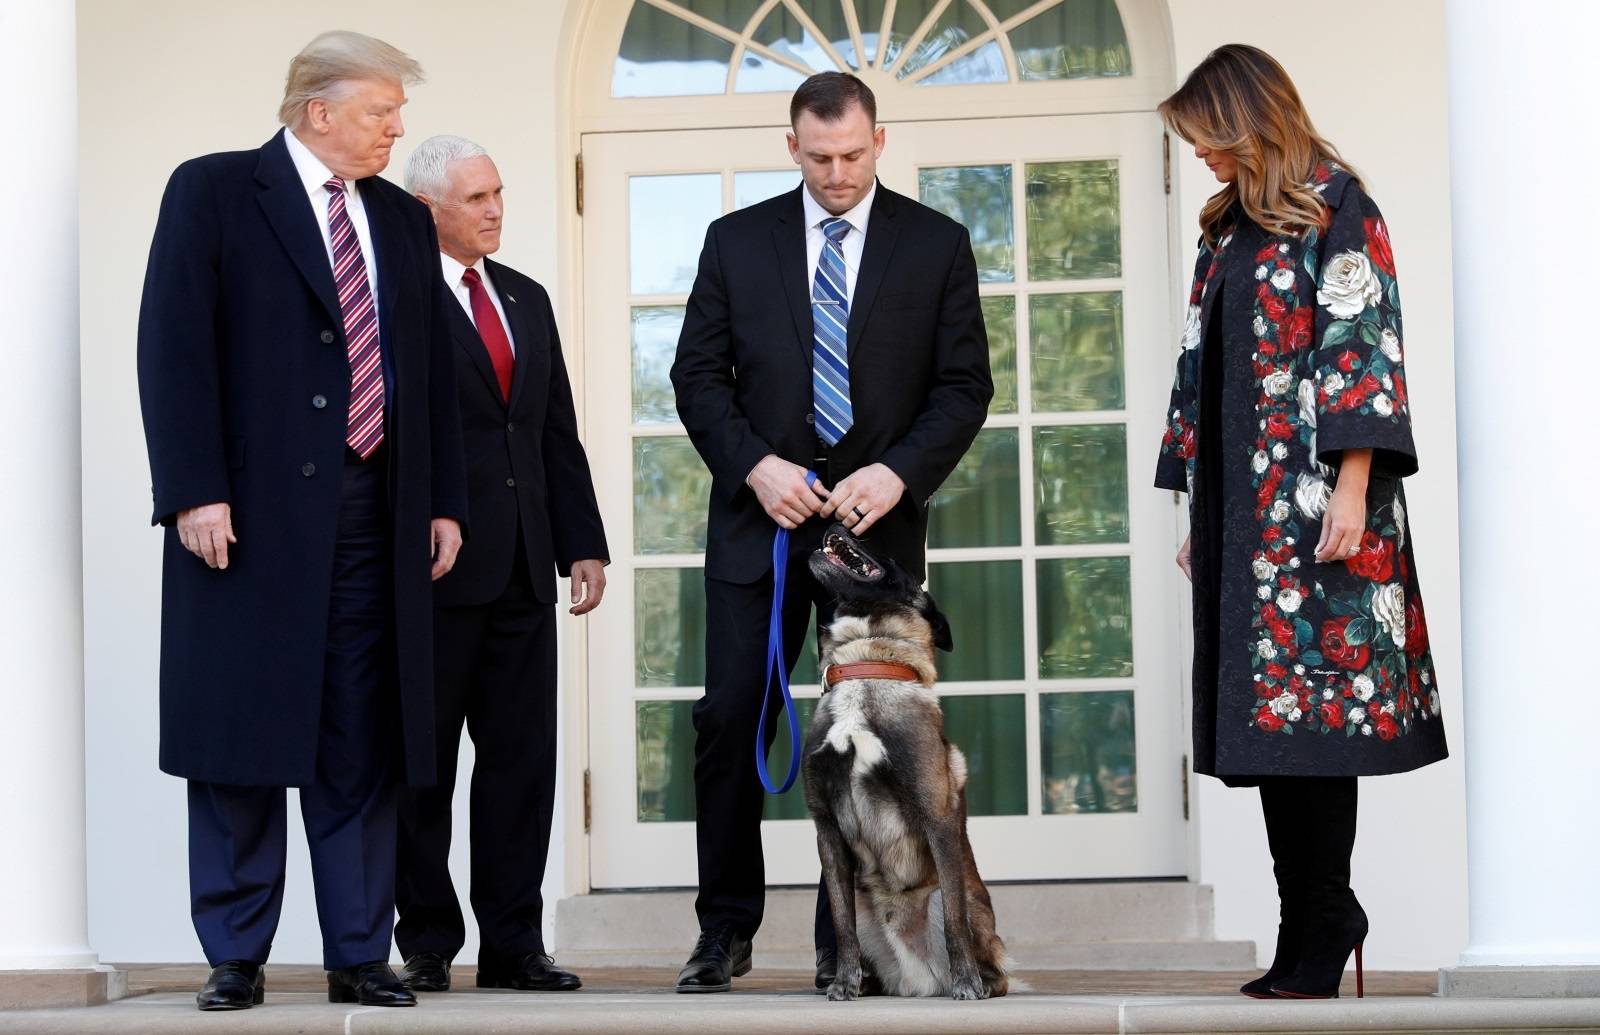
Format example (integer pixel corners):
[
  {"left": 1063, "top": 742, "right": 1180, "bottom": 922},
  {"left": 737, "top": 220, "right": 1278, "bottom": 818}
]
[
  {"left": 670, "top": 72, "right": 993, "bottom": 993},
  {"left": 394, "top": 135, "right": 608, "bottom": 995}
]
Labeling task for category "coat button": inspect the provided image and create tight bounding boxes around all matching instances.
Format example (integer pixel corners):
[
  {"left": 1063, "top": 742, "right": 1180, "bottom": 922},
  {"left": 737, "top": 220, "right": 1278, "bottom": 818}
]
[
  {"left": 301, "top": 462, "right": 317, "bottom": 477},
  {"left": 312, "top": 394, "right": 327, "bottom": 409},
  {"left": 805, "top": 414, "right": 815, "bottom": 425},
  {"left": 505, "top": 477, "right": 516, "bottom": 488},
  {"left": 320, "top": 330, "right": 335, "bottom": 344},
  {"left": 507, "top": 422, "right": 516, "bottom": 433}
]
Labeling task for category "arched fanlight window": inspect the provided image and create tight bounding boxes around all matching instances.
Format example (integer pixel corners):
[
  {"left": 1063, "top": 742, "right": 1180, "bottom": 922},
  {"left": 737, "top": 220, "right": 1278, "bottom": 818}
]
[{"left": 612, "top": 0, "right": 1131, "bottom": 97}]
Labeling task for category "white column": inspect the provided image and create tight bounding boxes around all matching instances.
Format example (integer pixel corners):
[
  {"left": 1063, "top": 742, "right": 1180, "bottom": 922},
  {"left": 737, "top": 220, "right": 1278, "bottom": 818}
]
[
  {"left": 1443, "top": 0, "right": 1600, "bottom": 993},
  {"left": 0, "top": 0, "right": 99, "bottom": 978}
]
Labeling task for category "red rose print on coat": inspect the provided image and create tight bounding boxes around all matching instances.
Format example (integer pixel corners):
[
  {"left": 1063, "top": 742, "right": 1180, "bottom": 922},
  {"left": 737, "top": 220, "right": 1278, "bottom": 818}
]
[
  {"left": 1375, "top": 711, "right": 1400, "bottom": 741},
  {"left": 1320, "top": 618, "right": 1371, "bottom": 671},
  {"left": 1281, "top": 306, "right": 1313, "bottom": 351},
  {"left": 1320, "top": 701, "right": 1345, "bottom": 729},
  {"left": 1255, "top": 707, "right": 1286, "bottom": 733},
  {"left": 1345, "top": 530, "right": 1395, "bottom": 582},
  {"left": 1365, "top": 217, "right": 1396, "bottom": 277}
]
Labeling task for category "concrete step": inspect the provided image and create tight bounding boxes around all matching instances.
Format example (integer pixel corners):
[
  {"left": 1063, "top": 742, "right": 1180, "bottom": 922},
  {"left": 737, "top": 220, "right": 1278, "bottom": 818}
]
[{"left": 555, "top": 882, "right": 1258, "bottom": 971}]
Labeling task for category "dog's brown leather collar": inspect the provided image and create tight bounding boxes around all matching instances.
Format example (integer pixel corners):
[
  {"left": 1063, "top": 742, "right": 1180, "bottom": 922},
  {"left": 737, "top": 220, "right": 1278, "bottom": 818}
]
[{"left": 823, "top": 661, "right": 925, "bottom": 690}]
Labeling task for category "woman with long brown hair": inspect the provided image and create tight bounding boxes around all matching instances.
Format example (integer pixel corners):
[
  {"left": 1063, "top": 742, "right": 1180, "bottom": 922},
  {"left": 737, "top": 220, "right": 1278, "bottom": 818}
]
[{"left": 1154, "top": 45, "right": 1447, "bottom": 999}]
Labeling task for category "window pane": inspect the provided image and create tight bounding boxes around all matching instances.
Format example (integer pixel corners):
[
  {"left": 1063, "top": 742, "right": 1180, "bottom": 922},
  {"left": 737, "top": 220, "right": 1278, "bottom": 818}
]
[
  {"left": 1029, "top": 291, "right": 1124, "bottom": 412},
  {"left": 751, "top": 4, "right": 835, "bottom": 73},
  {"left": 630, "top": 174, "right": 722, "bottom": 295},
  {"left": 1009, "top": 0, "right": 1131, "bottom": 81},
  {"left": 1037, "top": 556, "right": 1133, "bottom": 679},
  {"left": 635, "top": 567, "right": 705, "bottom": 687},
  {"left": 614, "top": 3, "right": 737, "bottom": 98},
  {"left": 636, "top": 699, "right": 698, "bottom": 821},
  {"left": 928, "top": 428, "right": 1020, "bottom": 549},
  {"left": 918, "top": 39, "right": 1008, "bottom": 84},
  {"left": 762, "top": 696, "right": 819, "bottom": 820},
  {"left": 790, "top": 0, "right": 856, "bottom": 66},
  {"left": 734, "top": 169, "right": 802, "bottom": 210},
  {"left": 894, "top": 0, "right": 992, "bottom": 78},
  {"left": 942, "top": 694, "right": 1027, "bottom": 815},
  {"left": 1034, "top": 423, "right": 1129, "bottom": 545},
  {"left": 983, "top": 295, "right": 1018, "bottom": 414},
  {"left": 1040, "top": 690, "right": 1137, "bottom": 813},
  {"left": 918, "top": 164, "right": 1014, "bottom": 283},
  {"left": 631, "top": 306, "right": 684, "bottom": 425},
  {"left": 1025, "top": 159, "right": 1120, "bottom": 281},
  {"left": 734, "top": 51, "right": 810, "bottom": 92},
  {"left": 857, "top": 0, "right": 887, "bottom": 64},
  {"left": 928, "top": 561, "right": 1024, "bottom": 682},
  {"left": 634, "top": 437, "right": 710, "bottom": 554}
]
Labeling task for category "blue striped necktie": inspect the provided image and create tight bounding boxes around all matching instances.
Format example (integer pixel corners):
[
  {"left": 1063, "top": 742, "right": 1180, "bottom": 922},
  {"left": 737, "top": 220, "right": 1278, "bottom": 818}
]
[{"left": 812, "top": 216, "right": 853, "bottom": 445}]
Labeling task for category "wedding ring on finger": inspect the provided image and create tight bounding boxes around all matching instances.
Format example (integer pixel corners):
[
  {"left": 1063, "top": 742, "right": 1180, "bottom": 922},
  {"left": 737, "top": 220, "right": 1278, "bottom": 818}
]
[{"left": 852, "top": 505, "right": 867, "bottom": 519}]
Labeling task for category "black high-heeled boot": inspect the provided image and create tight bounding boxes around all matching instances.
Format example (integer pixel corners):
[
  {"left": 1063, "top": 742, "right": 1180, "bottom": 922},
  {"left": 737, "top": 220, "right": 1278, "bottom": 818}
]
[
  {"left": 1240, "top": 780, "right": 1303, "bottom": 999},
  {"left": 1271, "top": 777, "right": 1366, "bottom": 1000}
]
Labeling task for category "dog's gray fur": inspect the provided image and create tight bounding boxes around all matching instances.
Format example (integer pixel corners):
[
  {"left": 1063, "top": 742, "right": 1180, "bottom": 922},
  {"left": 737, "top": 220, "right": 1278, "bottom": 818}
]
[{"left": 803, "top": 527, "right": 1011, "bottom": 1001}]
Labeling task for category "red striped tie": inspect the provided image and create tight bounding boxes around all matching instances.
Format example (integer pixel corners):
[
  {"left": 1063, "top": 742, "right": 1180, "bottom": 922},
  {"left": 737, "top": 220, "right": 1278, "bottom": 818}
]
[{"left": 326, "top": 177, "right": 385, "bottom": 458}]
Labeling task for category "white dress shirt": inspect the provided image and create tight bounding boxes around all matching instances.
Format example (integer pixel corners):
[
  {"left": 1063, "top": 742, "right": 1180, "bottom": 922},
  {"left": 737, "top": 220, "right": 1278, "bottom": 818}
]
[
  {"left": 439, "top": 253, "right": 516, "bottom": 356},
  {"left": 802, "top": 181, "right": 875, "bottom": 305},
  {"left": 283, "top": 128, "right": 379, "bottom": 304}
]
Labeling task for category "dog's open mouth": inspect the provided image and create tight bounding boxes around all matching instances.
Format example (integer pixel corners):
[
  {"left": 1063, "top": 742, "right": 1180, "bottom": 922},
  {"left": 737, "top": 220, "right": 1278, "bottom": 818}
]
[{"left": 823, "top": 529, "right": 884, "bottom": 581}]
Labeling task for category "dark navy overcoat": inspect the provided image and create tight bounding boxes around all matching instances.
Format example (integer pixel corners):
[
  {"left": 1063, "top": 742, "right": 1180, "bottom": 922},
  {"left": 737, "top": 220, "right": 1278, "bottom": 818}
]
[{"left": 137, "top": 129, "right": 468, "bottom": 787}]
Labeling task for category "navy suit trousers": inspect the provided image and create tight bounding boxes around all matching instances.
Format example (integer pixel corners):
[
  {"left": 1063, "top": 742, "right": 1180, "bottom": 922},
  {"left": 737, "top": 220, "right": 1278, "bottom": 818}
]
[{"left": 187, "top": 450, "right": 399, "bottom": 971}]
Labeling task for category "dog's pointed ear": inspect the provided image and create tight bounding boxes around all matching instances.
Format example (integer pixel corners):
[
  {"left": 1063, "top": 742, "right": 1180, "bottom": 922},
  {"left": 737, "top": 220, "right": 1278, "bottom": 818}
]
[{"left": 921, "top": 591, "right": 954, "bottom": 653}]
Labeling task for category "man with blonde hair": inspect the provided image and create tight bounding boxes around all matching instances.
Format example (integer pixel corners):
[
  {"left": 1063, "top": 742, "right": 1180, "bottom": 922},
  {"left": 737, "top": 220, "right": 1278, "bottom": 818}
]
[{"left": 138, "top": 30, "right": 467, "bottom": 1011}]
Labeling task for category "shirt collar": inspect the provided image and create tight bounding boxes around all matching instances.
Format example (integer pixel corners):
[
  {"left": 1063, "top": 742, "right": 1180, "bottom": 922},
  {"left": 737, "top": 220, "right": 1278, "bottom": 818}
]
[
  {"left": 439, "top": 252, "right": 483, "bottom": 290},
  {"left": 284, "top": 128, "right": 353, "bottom": 201},
  {"left": 802, "top": 180, "right": 876, "bottom": 238}
]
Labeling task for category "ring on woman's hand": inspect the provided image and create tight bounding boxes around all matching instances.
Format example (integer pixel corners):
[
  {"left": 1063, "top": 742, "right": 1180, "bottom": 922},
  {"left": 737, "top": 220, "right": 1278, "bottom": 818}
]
[
  {"left": 1346, "top": 545, "right": 1359, "bottom": 556},
  {"left": 852, "top": 505, "right": 867, "bottom": 519}
]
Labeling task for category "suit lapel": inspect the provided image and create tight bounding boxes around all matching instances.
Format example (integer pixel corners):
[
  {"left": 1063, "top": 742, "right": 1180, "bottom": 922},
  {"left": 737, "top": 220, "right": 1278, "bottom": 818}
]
[
  {"left": 846, "top": 182, "right": 899, "bottom": 358},
  {"left": 254, "top": 130, "right": 341, "bottom": 325},
  {"left": 362, "top": 181, "right": 406, "bottom": 334},
  {"left": 488, "top": 260, "right": 537, "bottom": 412},
  {"left": 446, "top": 287, "right": 504, "bottom": 405},
  {"left": 772, "top": 187, "right": 814, "bottom": 365}
]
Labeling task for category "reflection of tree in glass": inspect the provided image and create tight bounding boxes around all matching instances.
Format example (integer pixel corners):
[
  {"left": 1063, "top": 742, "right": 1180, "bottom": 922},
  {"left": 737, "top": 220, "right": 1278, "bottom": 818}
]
[
  {"left": 1037, "top": 557, "right": 1132, "bottom": 679},
  {"left": 637, "top": 700, "right": 699, "bottom": 822},
  {"left": 928, "top": 427, "right": 1020, "bottom": 549},
  {"left": 1026, "top": 160, "right": 1120, "bottom": 281},
  {"left": 930, "top": 561, "right": 1025, "bottom": 683},
  {"left": 631, "top": 307, "right": 686, "bottom": 425},
  {"left": 1034, "top": 424, "right": 1129, "bottom": 545},
  {"left": 981, "top": 296, "right": 1018, "bottom": 413},
  {"left": 1041, "top": 691, "right": 1136, "bottom": 814},
  {"left": 918, "top": 165, "right": 1014, "bottom": 283},
  {"left": 633, "top": 438, "right": 712, "bottom": 554},
  {"left": 1008, "top": 0, "right": 1131, "bottom": 82},
  {"left": 1030, "top": 291, "right": 1124, "bottom": 412},
  {"left": 941, "top": 695, "right": 1028, "bottom": 816}
]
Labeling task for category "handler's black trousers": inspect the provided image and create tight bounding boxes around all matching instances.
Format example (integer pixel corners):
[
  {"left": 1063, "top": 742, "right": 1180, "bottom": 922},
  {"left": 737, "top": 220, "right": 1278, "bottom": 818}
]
[
  {"left": 188, "top": 449, "right": 398, "bottom": 972},
  {"left": 395, "top": 533, "right": 558, "bottom": 967},
  {"left": 694, "top": 529, "right": 836, "bottom": 949}
]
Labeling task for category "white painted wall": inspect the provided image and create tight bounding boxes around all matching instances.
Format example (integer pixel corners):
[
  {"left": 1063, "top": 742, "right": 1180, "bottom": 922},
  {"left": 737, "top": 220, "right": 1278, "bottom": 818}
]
[{"left": 76, "top": 0, "right": 1466, "bottom": 970}]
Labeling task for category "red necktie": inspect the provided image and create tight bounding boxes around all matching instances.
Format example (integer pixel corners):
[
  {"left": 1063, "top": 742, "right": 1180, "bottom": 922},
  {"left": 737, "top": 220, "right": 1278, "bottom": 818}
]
[
  {"left": 462, "top": 268, "right": 514, "bottom": 402},
  {"left": 325, "top": 177, "right": 385, "bottom": 458}
]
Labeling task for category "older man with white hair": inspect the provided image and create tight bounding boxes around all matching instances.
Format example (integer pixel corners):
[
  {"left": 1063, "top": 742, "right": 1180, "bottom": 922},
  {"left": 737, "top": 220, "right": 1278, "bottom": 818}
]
[
  {"left": 137, "top": 31, "right": 467, "bottom": 1011},
  {"left": 392, "top": 135, "right": 607, "bottom": 996}
]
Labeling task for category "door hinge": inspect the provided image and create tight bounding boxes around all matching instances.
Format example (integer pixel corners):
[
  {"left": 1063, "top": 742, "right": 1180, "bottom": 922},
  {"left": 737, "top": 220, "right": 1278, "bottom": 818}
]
[
  {"left": 1181, "top": 753, "right": 1190, "bottom": 821},
  {"left": 1163, "top": 132, "right": 1172, "bottom": 196},
  {"left": 575, "top": 153, "right": 585, "bottom": 216},
  {"left": 583, "top": 768, "right": 592, "bottom": 832}
]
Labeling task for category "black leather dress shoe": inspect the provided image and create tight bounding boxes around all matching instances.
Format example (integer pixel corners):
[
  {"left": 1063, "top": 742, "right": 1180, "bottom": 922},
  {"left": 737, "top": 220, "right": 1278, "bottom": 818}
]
[
  {"left": 401, "top": 952, "right": 451, "bottom": 992},
  {"left": 814, "top": 948, "right": 836, "bottom": 990},
  {"left": 196, "top": 960, "right": 264, "bottom": 1011},
  {"left": 327, "top": 961, "right": 417, "bottom": 1006},
  {"left": 675, "top": 926, "right": 753, "bottom": 993},
  {"left": 476, "top": 952, "right": 583, "bottom": 991}
]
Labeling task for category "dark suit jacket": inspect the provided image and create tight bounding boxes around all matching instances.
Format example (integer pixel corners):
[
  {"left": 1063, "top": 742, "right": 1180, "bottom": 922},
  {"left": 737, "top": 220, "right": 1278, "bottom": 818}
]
[
  {"left": 432, "top": 257, "right": 608, "bottom": 608},
  {"left": 671, "top": 182, "right": 992, "bottom": 584},
  {"left": 137, "top": 129, "right": 468, "bottom": 787}
]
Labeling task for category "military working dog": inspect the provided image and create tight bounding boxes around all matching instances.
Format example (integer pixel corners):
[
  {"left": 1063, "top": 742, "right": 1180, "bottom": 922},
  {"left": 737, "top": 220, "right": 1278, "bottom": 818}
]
[{"left": 803, "top": 524, "right": 1011, "bottom": 1002}]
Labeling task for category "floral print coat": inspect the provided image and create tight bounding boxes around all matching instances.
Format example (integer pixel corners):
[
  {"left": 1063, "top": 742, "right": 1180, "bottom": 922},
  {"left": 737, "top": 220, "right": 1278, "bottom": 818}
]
[{"left": 1155, "top": 162, "right": 1447, "bottom": 779}]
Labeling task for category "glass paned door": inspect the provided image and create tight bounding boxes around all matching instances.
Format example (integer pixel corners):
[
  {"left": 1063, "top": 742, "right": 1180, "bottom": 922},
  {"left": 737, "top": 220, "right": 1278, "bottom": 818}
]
[{"left": 582, "top": 112, "right": 1179, "bottom": 889}]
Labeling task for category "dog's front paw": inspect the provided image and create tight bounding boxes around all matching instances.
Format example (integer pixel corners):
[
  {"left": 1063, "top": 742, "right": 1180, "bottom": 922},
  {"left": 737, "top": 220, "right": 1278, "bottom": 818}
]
[
  {"left": 949, "top": 973, "right": 988, "bottom": 1001},
  {"left": 827, "top": 966, "right": 863, "bottom": 1002}
]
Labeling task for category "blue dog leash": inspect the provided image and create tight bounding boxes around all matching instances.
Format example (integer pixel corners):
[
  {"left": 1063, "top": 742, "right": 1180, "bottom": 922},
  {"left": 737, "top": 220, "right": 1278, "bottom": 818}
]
[{"left": 754, "top": 469, "right": 817, "bottom": 794}]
